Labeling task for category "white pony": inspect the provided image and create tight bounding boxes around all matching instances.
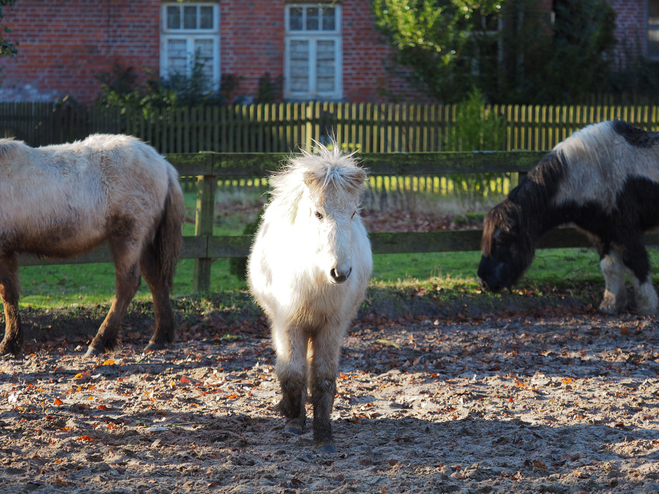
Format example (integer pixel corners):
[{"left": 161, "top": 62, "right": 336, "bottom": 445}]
[
  {"left": 0, "top": 134, "right": 184, "bottom": 357},
  {"left": 247, "top": 142, "right": 372, "bottom": 453}
]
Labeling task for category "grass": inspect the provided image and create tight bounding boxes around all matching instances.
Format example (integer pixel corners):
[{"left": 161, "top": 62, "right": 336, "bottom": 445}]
[{"left": 10, "top": 187, "right": 659, "bottom": 311}]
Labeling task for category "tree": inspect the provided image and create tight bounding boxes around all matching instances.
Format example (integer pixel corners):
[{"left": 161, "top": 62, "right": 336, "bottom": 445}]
[
  {"left": 371, "top": 0, "right": 502, "bottom": 103},
  {"left": 0, "top": 0, "right": 17, "bottom": 82},
  {"left": 373, "top": 0, "right": 618, "bottom": 104}
]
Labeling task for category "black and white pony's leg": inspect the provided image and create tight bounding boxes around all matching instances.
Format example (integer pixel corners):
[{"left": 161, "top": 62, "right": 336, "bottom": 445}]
[
  {"left": 621, "top": 243, "right": 658, "bottom": 315},
  {"left": 0, "top": 254, "right": 23, "bottom": 356},
  {"left": 309, "top": 328, "right": 343, "bottom": 453},
  {"left": 274, "top": 321, "right": 309, "bottom": 435},
  {"left": 599, "top": 249, "right": 627, "bottom": 314}
]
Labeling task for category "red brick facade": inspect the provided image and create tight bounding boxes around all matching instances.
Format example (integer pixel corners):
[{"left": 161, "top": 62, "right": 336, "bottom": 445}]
[
  {"left": 0, "top": 0, "right": 422, "bottom": 104},
  {"left": 609, "top": 0, "right": 647, "bottom": 58},
  {"left": 0, "top": 1, "right": 652, "bottom": 104},
  {"left": 0, "top": 0, "right": 161, "bottom": 103}
]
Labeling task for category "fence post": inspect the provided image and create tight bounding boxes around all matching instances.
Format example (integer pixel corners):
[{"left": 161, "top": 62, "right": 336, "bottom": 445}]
[{"left": 192, "top": 166, "right": 217, "bottom": 293}]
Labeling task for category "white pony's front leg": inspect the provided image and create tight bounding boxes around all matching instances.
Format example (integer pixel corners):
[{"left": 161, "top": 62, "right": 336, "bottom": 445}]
[
  {"left": 273, "top": 318, "right": 309, "bottom": 434},
  {"left": 599, "top": 250, "right": 627, "bottom": 314},
  {"left": 308, "top": 324, "right": 344, "bottom": 453}
]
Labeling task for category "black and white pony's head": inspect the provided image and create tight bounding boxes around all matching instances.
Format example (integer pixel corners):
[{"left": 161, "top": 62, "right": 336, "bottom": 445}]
[
  {"left": 477, "top": 201, "right": 536, "bottom": 292},
  {"left": 477, "top": 141, "right": 568, "bottom": 292}
]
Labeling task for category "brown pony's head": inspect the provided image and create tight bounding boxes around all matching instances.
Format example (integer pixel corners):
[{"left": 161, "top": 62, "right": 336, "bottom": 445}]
[{"left": 477, "top": 201, "right": 535, "bottom": 292}]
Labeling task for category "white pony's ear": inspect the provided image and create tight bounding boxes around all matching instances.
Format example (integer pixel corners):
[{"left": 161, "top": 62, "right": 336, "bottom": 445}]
[{"left": 303, "top": 170, "right": 318, "bottom": 188}]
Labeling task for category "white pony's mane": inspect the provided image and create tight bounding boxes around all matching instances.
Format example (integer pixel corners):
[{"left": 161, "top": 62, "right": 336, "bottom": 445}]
[{"left": 267, "top": 142, "right": 367, "bottom": 222}]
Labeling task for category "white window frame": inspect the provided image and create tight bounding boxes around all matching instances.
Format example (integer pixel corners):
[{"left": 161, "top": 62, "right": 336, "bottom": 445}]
[
  {"left": 160, "top": 2, "right": 221, "bottom": 90},
  {"left": 649, "top": 0, "right": 659, "bottom": 61},
  {"left": 284, "top": 4, "right": 343, "bottom": 101}
]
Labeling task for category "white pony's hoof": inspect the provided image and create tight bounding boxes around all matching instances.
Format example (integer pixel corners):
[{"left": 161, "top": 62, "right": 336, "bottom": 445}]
[{"left": 318, "top": 443, "right": 336, "bottom": 454}]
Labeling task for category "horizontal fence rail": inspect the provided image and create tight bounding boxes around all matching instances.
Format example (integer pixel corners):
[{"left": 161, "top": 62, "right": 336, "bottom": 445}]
[{"left": 9, "top": 151, "right": 659, "bottom": 292}]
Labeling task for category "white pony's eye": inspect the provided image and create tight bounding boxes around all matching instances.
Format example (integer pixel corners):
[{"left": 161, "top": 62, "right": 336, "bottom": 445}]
[
  {"left": 351, "top": 211, "right": 356, "bottom": 219},
  {"left": 315, "top": 211, "right": 323, "bottom": 220}
]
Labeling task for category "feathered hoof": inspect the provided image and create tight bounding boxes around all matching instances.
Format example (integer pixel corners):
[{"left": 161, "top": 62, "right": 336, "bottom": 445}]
[
  {"left": 317, "top": 442, "right": 337, "bottom": 454},
  {"left": 0, "top": 339, "right": 22, "bottom": 357},
  {"left": 635, "top": 305, "right": 657, "bottom": 316},
  {"left": 144, "top": 341, "right": 168, "bottom": 352},
  {"left": 598, "top": 303, "right": 621, "bottom": 315},
  {"left": 284, "top": 425, "right": 305, "bottom": 435},
  {"left": 84, "top": 345, "right": 105, "bottom": 358},
  {"left": 283, "top": 417, "right": 306, "bottom": 435}
]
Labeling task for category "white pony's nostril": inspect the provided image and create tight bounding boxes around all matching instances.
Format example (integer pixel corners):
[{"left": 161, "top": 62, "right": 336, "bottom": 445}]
[{"left": 330, "top": 267, "right": 351, "bottom": 284}]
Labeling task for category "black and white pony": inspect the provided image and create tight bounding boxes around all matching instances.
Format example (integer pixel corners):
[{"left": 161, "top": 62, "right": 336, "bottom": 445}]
[{"left": 478, "top": 120, "right": 659, "bottom": 314}]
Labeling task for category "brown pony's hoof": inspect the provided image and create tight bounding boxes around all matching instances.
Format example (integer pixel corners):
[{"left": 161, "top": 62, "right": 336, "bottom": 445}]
[
  {"left": 144, "top": 341, "right": 168, "bottom": 352},
  {"left": 0, "top": 339, "right": 22, "bottom": 357},
  {"left": 84, "top": 345, "right": 105, "bottom": 358}
]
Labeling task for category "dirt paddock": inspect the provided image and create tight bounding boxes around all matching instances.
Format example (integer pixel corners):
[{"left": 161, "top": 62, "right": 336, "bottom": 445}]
[{"left": 1, "top": 307, "right": 659, "bottom": 493}]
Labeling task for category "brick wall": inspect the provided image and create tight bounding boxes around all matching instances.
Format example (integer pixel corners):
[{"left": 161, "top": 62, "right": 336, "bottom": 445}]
[
  {"left": 0, "top": 0, "right": 426, "bottom": 104},
  {"left": 2, "top": 1, "right": 644, "bottom": 105},
  {"left": 608, "top": 0, "right": 646, "bottom": 58},
  {"left": 0, "top": 0, "right": 160, "bottom": 103}
]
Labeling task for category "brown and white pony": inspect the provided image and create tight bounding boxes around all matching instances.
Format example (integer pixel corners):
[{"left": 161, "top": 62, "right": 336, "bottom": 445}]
[
  {"left": 0, "top": 134, "right": 184, "bottom": 356},
  {"left": 478, "top": 120, "right": 659, "bottom": 314},
  {"left": 247, "top": 142, "right": 372, "bottom": 452}
]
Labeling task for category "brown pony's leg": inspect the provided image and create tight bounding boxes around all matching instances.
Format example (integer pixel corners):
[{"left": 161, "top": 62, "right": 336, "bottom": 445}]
[
  {"left": 85, "top": 241, "right": 141, "bottom": 357},
  {"left": 0, "top": 254, "right": 22, "bottom": 356},
  {"left": 309, "top": 328, "right": 343, "bottom": 453},
  {"left": 140, "top": 243, "right": 177, "bottom": 350}
]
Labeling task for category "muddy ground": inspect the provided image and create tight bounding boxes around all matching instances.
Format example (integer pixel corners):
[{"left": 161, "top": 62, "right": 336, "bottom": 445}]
[{"left": 1, "top": 295, "right": 659, "bottom": 494}]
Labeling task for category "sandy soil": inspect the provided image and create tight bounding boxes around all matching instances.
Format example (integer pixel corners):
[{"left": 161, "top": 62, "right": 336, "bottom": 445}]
[{"left": 1, "top": 307, "right": 659, "bottom": 494}]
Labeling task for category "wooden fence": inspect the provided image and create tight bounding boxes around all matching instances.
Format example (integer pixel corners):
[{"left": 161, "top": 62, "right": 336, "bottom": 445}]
[
  {"left": 2, "top": 102, "right": 658, "bottom": 154},
  {"left": 15, "top": 151, "right": 659, "bottom": 293}
]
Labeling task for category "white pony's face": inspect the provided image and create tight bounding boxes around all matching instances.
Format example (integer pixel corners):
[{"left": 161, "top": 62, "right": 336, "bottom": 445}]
[{"left": 300, "top": 188, "right": 360, "bottom": 285}]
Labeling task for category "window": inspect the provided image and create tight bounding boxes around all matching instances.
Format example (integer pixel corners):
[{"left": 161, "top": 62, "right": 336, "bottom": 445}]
[
  {"left": 469, "top": 11, "right": 503, "bottom": 76},
  {"left": 285, "top": 4, "right": 342, "bottom": 100},
  {"left": 649, "top": 0, "right": 659, "bottom": 60},
  {"left": 160, "top": 3, "right": 220, "bottom": 90}
]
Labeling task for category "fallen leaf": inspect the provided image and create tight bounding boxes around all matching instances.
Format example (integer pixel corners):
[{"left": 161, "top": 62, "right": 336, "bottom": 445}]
[{"left": 54, "top": 398, "right": 63, "bottom": 406}]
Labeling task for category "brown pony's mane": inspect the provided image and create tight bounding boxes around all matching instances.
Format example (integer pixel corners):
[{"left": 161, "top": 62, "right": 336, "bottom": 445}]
[{"left": 0, "top": 139, "right": 24, "bottom": 160}]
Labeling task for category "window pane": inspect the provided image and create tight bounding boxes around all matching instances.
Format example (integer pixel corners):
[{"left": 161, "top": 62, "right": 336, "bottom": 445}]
[
  {"left": 167, "top": 39, "right": 188, "bottom": 75},
  {"left": 167, "top": 5, "right": 181, "bottom": 29},
  {"left": 289, "top": 7, "right": 303, "bottom": 30},
  {"left": 322, "top": 7, "right": 335, "bottom": 31},
  {"left": 316, "top": 40, "right": 335, "bottom": 92},
  {"left": 194, "top": 39, "right": 214, "bottom": 83},
  {"left": 306, "top": 7, "right": 319, "bottom": 30},
  {"left": 649, "top": 29, "right": 659, "bottom": 58},
  {"left": 290, "top": 40, "right": 309, "bottom": 92},
  {"left": 200, "top": 6, "right": 214, "bottom": 29},
  {"left": 650, "top": 0, "right": 659, "bottom": 26},
  {"left": 184, "top": 5, "right": 197, "bottom": 29}
]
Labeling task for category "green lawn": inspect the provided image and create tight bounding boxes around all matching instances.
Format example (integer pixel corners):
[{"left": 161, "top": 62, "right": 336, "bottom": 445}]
[
  {"left": 10, "top": 190, "right": 659, "bottom": 309},
  {"left": 17, "top": 245, "right": 655, "bottom": 309}
]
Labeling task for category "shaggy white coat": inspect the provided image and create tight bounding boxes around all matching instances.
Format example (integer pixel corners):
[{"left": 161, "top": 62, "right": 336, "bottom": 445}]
[{"left": 247, "top": 143, "right": 372, "bottom": 449}]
